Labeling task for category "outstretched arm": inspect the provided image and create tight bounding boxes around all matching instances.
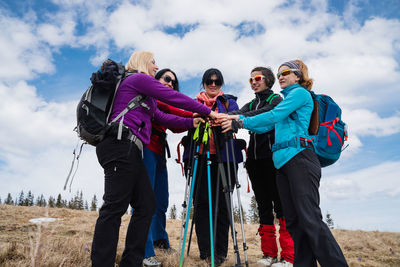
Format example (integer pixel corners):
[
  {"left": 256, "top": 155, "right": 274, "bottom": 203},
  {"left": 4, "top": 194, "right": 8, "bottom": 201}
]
[{"left": 242, "top": 88, "right": 309, "bottom": 133}]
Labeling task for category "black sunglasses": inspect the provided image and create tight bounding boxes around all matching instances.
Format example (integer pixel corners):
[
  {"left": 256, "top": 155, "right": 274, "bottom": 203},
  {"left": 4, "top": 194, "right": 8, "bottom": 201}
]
[
  {"left": 205, "top": 78, "right": 222, "bottom": 86},
  {"left": 161, "top": 75, "right": 177, "bottom": 86}
]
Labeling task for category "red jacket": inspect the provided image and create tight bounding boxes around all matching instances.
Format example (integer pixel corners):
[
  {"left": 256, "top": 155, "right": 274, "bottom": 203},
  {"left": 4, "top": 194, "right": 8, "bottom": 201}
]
[{"left": 147, "top": 101, "right": 193, "bottom": 156}]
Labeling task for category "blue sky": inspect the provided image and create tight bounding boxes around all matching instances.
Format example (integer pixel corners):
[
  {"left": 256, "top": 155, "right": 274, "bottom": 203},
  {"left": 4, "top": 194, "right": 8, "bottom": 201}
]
[{"left": 0, "top": 0, "right": 399, "bottom": 232}]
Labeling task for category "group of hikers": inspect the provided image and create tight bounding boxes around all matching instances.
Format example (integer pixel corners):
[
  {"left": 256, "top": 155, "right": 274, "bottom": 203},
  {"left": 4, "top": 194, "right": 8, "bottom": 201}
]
[{"left": 89, "top": 50, "right": 349, "bottom": 267}]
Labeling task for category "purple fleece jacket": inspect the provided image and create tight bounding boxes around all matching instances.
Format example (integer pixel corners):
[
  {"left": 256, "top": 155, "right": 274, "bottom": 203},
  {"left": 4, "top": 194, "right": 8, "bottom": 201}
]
[{"left": 109, "top": 73, "right": 211, "bottom": 145}]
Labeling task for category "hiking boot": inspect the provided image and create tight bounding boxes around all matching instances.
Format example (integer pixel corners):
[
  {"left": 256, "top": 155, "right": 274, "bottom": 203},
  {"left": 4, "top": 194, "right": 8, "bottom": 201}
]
[
  {"left": 143, "top": 256, "right": 162, "bottom": 267},
  {"left": 204, "top": 255, "right": 226, "bottom": 267},
  {"left": 257, "top": 256, "right": 278, "bottom": 266},
  {"left": 215, "top": 255, "right": 226, "bottom": 267},
  {"left": 271, "top": 259, "right": 293, "bottom": 267},
  {"left": 153, "top": 239, "right": 176, "bottom": 254},
  {"left": 153, "top": 239, "right": 169, "bottom": 249}
]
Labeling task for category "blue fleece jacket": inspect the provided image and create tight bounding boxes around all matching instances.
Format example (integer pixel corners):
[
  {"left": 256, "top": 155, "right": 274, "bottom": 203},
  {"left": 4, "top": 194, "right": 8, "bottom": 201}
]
[{"left": 239, "top": 84, "right": 313, "bottom": 169}]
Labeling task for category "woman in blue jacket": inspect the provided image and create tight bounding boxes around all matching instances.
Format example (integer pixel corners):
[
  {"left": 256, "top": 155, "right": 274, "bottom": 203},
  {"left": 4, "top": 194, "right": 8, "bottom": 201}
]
[{"left": 221, "top": 60, "right": 348, "bottom": 267}]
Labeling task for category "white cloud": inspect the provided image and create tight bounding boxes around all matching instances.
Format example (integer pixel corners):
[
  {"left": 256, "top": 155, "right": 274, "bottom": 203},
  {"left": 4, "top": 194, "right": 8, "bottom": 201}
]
[
  {"left": 0, "top": 81, "right": 76, "bottom": 153},
  {"left": 321, "top": 161, "right": 400, "bottom": 200},
  {"left": 0, "top": 13, "right": 54, "bottom": 81},
  {"left": 345, "top": 109, "right": 400, "bottom": 137},
  {"left": 37, "top": 19, "right": 76, "bottom": 47}
]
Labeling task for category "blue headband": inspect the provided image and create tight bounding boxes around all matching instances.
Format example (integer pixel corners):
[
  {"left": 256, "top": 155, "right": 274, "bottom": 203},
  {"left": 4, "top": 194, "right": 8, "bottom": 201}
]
[{"left": 280, "top": 61, "right": 302, "bottom": 78}]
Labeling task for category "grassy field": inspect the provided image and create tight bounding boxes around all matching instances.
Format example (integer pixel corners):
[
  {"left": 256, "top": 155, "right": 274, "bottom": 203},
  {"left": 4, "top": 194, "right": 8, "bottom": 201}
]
[{"left": 0, "top": 204, "right": 399, "bottom": 266}]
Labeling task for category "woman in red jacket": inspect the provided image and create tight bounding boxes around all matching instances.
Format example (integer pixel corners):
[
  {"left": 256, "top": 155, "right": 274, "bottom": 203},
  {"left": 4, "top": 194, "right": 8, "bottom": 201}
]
[{"left": 142, "top": 68, "right": 193, "bottom": 267}]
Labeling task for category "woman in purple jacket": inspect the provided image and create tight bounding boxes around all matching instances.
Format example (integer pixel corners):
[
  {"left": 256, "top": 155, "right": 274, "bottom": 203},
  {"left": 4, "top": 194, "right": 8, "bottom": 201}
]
[{"left": 90, "top": 51, "right": 221, "bottom": 267}]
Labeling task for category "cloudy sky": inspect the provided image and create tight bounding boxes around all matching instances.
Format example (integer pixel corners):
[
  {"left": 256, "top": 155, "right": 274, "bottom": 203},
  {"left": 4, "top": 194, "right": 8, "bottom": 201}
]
[{"left": 1, "top": 0, "right": 399, "bottom": 232}]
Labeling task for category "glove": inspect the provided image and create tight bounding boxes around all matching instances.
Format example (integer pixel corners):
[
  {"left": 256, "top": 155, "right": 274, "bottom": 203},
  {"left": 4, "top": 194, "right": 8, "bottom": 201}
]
[{"left": 231, "top": 120, "right": 239, "bottom": 133}]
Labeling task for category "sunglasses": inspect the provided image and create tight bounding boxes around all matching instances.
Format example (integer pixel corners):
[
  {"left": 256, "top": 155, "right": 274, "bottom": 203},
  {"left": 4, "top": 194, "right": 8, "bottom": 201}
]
[
  {"left": 162, "top": 75, "right": 177, "bottom": 86},
  {"left": 205, "top": 78, "right": 222, "bottom": 86},
  {"left": 249, "top": 75, "right": 265, "bottom": 84},
  {"left": 277, "top": 69, "right": 300, "bottom": 79}
]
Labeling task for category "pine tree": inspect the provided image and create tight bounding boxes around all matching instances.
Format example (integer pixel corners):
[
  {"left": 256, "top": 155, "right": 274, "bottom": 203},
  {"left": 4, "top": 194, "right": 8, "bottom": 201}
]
[
  {"left": 248, "top": 195, "right": 259, "bottom": 224},
  {"left": 42, "top": 195, "right": 46, "bottom": 206},
  {"left": 35, "top": 196, "right": 41, "bottom": 206},
  {"left": 48, "top": 196, "right": 55, "bottom": 208},
  {"left": 4, "top": 193, "right": 14, "bottom": 205},
  {"left": 84, "top": 201, "right": 89, "bottom": 210},
  {"left": 56, "top": 194, "right": 63, "bottom": 208},
  {"left": 233, "top": 205, "right": 247, "bottom": 224},
  {"left": 169, "top": 204, "right": 177, "bottom": 219},
  {"left": 325, "top": 211, "right": 334, "bottom": 229},
  {"left": 35, "top": 194, "right": 46, "bottom": 207},
  {"left": 91, "top": 195, "right": 98, "bottom": 211},
  {"left": 77, "top": 191, "right": 84, "bottom": 210},
  {"left": 68, "top": 198, "right": 75, "bottom": 209},
  {"left": 26, "top": 190, "right": 34, "bottom": 206},
  {"left": 18, "top": 191, "right": 25, "bottom": 206},
  {"left": 70, "top": 191, "right": 83, "bottom": 210}
]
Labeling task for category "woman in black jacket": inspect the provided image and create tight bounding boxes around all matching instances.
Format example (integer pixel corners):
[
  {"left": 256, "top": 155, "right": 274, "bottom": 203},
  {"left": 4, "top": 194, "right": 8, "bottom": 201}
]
[{"left": 229, "top": 67, "right": 294, "bottom": 267}]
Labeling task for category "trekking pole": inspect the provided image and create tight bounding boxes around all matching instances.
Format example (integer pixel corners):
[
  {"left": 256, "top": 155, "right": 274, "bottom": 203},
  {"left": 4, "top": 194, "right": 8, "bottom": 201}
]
[
  {"left": 211, "top": 126, "right": 243, "bottom": 266},
  {"left": 227, "top": 133, "right": 249, "bottom": 267},
  {"left": 179, "top": 174, "right": 192, "bottom": 253},
  {"left": 179, "top": 129, "right": 196, "bottom": 254},
  {"left": 224, "top": 134, "right": 243, "bottom": 266},
  {"left": 187, "top": 127, "right": 208, "bottom": 256},
  {"left": 213, "top": 167, "right": 220, "bottom": 249},
  {"left": 186, "top": 211, "right": 195, "bottom": 256},
  {"left": 203, "top": 122, "right": 215, "bottom": 267},
  {"left": 179, "top": 123, "right": 202, "bottom": 267}
]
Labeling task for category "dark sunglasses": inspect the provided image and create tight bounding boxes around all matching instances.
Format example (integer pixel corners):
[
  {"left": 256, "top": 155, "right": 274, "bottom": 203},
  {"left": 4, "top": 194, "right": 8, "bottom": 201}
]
[
  {"left": 205, "top": 78, "right": 222, "bottom": 86},
  {"left": 161, "top": 75, "right": 177, "bottom": 86}
]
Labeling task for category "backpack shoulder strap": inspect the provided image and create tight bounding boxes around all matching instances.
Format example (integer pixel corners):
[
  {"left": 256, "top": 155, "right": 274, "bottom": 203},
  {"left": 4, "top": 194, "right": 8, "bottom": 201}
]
[
  {"left": 308, "top": 91, "right": 319, "bottom": 135},
  {"left": 223, "top": 99, "right": 229, "bottom": 111},
  {"left": 249, "top": 93, "right": 279, "bottom": 111},
  {"left": 111, "top": 94, "right": 149, "bottom": 139},
  {"left": 248, "top": 99, "right": 255, "bottom": 111},
  {"left": 210, "top": 99, "right": 229, "bottom": 112},
  {"left": 266, "top": 93, "right": 279, "bottom": 104}
]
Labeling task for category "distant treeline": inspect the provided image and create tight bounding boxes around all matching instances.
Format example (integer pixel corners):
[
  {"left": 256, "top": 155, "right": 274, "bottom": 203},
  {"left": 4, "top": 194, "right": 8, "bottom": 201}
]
[
  {"left": 0, "top": 192, "right": 335, "bottom": 227},
  {"left": 1, "top": 191, "right": 98, "bottom": 211}
]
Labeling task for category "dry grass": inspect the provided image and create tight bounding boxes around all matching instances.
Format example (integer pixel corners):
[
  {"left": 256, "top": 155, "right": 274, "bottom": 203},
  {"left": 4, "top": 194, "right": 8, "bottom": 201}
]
[{"left": 0, "top": 204, "right": 399, "bottom": 266}]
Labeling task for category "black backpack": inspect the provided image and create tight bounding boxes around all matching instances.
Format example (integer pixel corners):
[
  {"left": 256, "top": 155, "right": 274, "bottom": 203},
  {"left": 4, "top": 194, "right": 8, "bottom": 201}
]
[
  {"left": 65, "top": 59, "right": 147, "bottom": 191},
  {"left": 76, "top": 59, "right": 147, "bottom": 146}
]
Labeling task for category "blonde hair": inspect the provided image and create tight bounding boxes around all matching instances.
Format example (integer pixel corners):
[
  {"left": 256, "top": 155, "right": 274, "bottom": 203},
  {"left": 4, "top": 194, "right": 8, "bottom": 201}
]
[
  {"left": 296, "top": 59, "right": 313, "bottom": 90},
  {"left": 125, "top": 51, "right": 154, "bottom": 75}
]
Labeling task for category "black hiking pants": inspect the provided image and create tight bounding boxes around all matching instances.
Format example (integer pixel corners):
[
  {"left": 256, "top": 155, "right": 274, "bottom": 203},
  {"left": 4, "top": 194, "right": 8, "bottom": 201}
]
[
  {"left": 193, "top": 154, "right": 236, "bottom": 260},
  {"left": 91, "top": 136, "right": 156, "bottom": 267},
  {"left": 245, "top": 157, "right": 283, "bottom": 224},
  {"left": 276, "top": 149, "right": 348, "bottom": 267}
]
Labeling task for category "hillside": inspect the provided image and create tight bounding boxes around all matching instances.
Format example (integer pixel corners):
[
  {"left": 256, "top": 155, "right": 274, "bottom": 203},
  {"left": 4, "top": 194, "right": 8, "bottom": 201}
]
[{"left": 0, "top": 205, "right": 399, "bottom": 266}]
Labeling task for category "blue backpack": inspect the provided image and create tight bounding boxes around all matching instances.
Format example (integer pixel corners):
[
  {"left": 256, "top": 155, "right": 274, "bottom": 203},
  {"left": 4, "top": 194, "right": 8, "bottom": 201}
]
[{"left": 308, "top": 91, "right": 348, "bottom": 167}]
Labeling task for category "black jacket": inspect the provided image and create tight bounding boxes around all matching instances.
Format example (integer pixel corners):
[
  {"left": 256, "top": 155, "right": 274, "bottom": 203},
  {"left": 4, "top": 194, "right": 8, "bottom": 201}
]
[{"left": 229, "top": 89, "right": 282, "bottom": 160}]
